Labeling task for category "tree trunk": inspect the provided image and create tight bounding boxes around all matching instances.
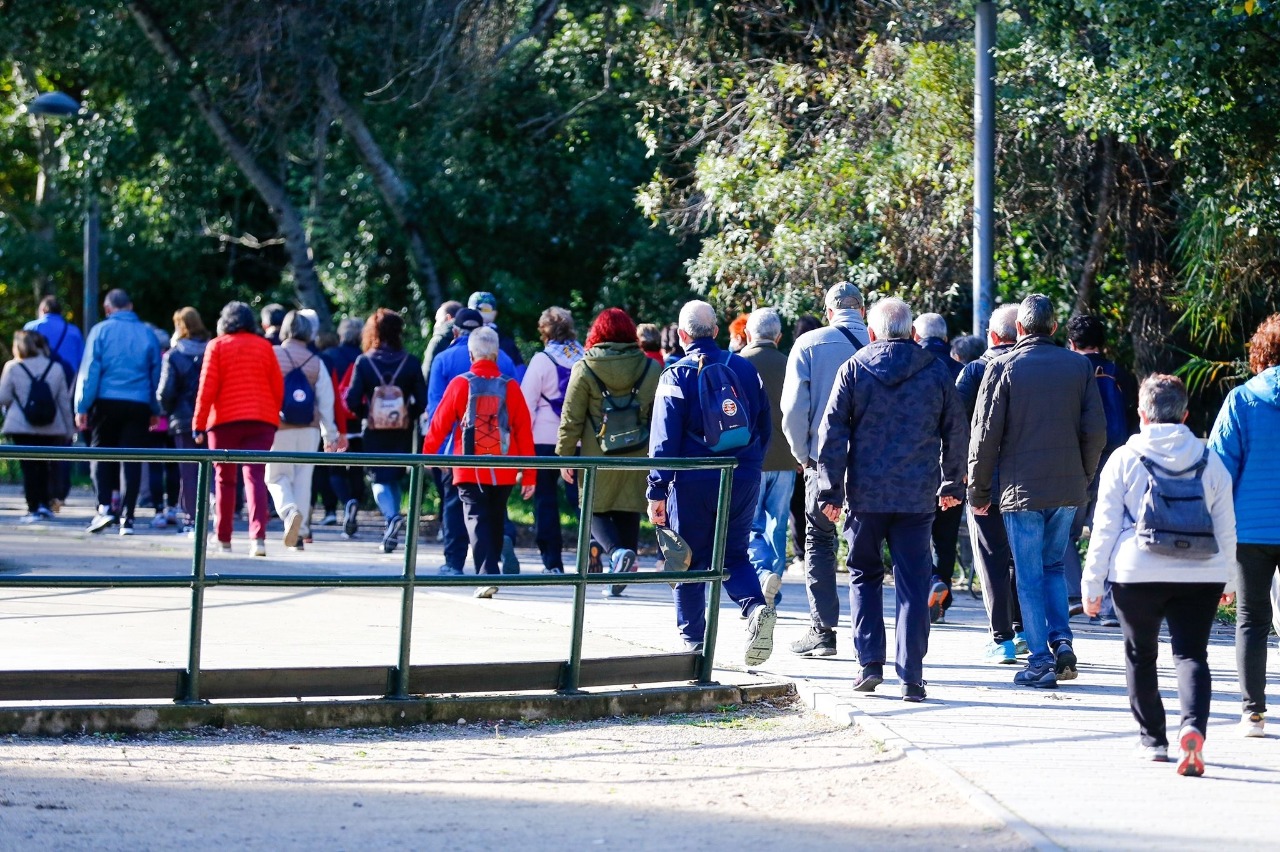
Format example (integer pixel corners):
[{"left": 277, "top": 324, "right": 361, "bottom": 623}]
[
  {"left": 1121, "top": 146, "right": 1179, "bottom": 377},
  {"left": 317, "top": 58, "right": 442, "bottom": 332},
  {"left": 127, "top": 1, "right": 332, "bottom": 330},
  {"left": 1073, "top": 133, "right": 1117, "bottom": 317}
]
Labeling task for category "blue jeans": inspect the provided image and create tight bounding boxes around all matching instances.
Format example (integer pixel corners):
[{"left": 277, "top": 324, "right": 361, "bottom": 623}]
[
  {"left": 1004, "top": 507, "right": 1077, "bottom": 669},
  {"left": 749, "top": 469, "right": 795, "bottom": 603},
  {"left": 371, "top": 481, "right": 402, "bottom": 522}
]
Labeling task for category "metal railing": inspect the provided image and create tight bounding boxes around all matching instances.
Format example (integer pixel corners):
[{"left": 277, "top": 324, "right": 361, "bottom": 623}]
[{"left": 0, "top": 445, "right": 735, "bottom": 704}]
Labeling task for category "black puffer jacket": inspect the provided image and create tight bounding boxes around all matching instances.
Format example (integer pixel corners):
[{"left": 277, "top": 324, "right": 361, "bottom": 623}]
[
  {"left": 816, "top": 338, "right": 968, "bottom": 514},
  {"left": 967, "top": 335, "right": 1107, "bottom": 511},
  {"left": 158, "top": 337, "right": 208, "bottom": 434}
]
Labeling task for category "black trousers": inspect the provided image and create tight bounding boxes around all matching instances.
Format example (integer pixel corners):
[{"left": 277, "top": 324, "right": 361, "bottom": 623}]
[
  {"left": 457, "top": 483, "right": 513, "bottom": 576},
  {"left": 534, "top": 444, "right": 566, "bottom": 571},
  {"left": 1236, "top": 543, "right": 1280, "bottom": 714},
  {"left": 969, "top": 505, "right": 1022, "bottom": 642},
  {"left": 789, "top": 469, "right": 807, "bottom": 562},
  {"left": 591, "top": 510, "right": 640, "bottom": 555},
  {"left": 89, "top": 399, "right": 152, "bottom": 519},
  {"left": 1112, "top": 581, "right": 1223, "bottom": 748},
  {"left": 329, "top": 436, "right": 366, "bottom": 506},
  {"left": 10, "top": 433, "right": 62, "bottom": 512},
  {"left": 931, "top": 501, "right": 964, "bottom": 605}
]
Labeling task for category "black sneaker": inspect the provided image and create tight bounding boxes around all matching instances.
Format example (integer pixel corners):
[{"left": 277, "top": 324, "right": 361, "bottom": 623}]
[
  {"left": 380, "top": 515, "right": 404, "bottom": 554},
  {"left": 1014, "top": 664, "right": 1058, "bottom": 689},
  {"left": 1054, "top": 643, "right": 1079, "bottom": 681},
  {"left": 902, "top": 682, "right": 928, "bottom": 703},
  {"left": 928, "top": 576, "right": 950, "bottom": 624},
  {"left": 852, "top": 666, "right": 884, "bottom": 693},
  {"left": 343, "top": 499, "right": 359, "bottom": 539},
  {"left": 789, "top": 627, "right": 837, "bottom": 657}
]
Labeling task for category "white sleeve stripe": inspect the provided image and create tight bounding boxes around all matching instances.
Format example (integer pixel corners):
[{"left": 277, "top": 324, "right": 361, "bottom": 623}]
[{"left": 656, "top": 383, "right": 683, "bottom": 400}]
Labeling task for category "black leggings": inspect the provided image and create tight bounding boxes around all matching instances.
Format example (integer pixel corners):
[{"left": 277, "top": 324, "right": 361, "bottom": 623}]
[
  {"left": 10, "top": 433, "right": 62, "bottom": 512},
  {"left": 1236, "top": 543, "right": 1280, "bottom": 715},
  {"left": 591, "top": 511, "right": 640, "bottom": 555}
]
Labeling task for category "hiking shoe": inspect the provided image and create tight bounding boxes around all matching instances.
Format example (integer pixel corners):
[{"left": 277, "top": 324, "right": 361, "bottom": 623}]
[
  {"left": 744, "top": 605, "right": 777, "bottom": 666},
  {"left": 1240, "top": 713, "right": 1265, "bottom": 738},
  {"left": 1177, "top": 726, "right": 1205, "bottom": 777},
  {"left": 984, "top": 639, "right": 1018, "bottom": 665},
  {"left": 1014, "top": 664, "right": 1058, "bottom": 689},
  {"left": 87, "top": 511, "right": 118, "bottom": 534},
  {"left": 790, "top": 627, "right": 837, "bottom": 657},
  {"left": 1135, "top": 742, "right": 1169, "bottom": 762},
  {"left": 474, "top": 586, "right": 498, "bottom": 599},
  {"left": 319, "top": 512, "right": 338, "bottom": 527},
  {"left": 282, "top": 508, "right": 302, "bottom": 549},
  {"left": 380, "top": 515, "right": 404, "bottom": 554},
  {"left": 342, "top": 499, "right": 359, "bottom": 538},
  {"left": 1013, "top": 632, "right": 1029, "bottom": 656},
  {"left": 118, "top": 518, "right": 135, "bottom": 536},
  {"left": 852, "top": 666, "right": 884, "bottom": 693},
  {"left": 1054, "top": 643, "right": 1079, "bottom": 681},
  {"left": 928, "top": 576, "right": 950, "bottom": 609},
  {"left": 760, "top": 572, "right": 782, "bottom": 608},
  {"left": 902, "top": 682, "right": 927, "bottom": 703},
  {"left": 249, "top": 539, "right": 266, "bottom": 557}
]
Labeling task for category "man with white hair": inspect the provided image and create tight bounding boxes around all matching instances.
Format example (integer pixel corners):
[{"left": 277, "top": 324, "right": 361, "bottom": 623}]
[
  {"left": 741, "top": 307, "right": 791, "bottom": 607},
  {"left": 648, "top": 300, "right": 777, "bottom": 665},
  {"left": 816, "top": 297, "right": 968, "bottom": 701},
  {"left": 781, "top": 281, "right": 870, "bottom": 657}
]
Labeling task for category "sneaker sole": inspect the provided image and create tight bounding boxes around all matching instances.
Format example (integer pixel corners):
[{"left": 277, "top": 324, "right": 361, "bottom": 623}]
[
  {"left": 1177, "top": 729, "right": 1205, "bottom": 777},
  {"left": 761, "top": 573, "right": 782, "bottom": 608},
  {"left": 793, "top": 645, "right": 837, "bottom": 658},
  {"left": 343, "top": 501, "right": 359, "bottom": 538},
  {"left": 282, "top": 512, "right": 302, "bottom": 549},
  {"left": 87, "top": 518, "right": 117, "bottom": 534},
  {"left": 744, "top": 607, "right": 777, "bottom": 666},
  {"left": 852, "top": 674, "right": 883, "bottom": 693}
]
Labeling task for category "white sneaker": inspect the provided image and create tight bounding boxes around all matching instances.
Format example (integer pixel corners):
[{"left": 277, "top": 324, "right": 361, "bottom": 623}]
[
  {"left": 474, "top": 586, "right": 498, "bottom": 599},
  {"left": 282, "top": 508, "right": 302, "bottom": 549},
  {"left": 1241, "top": 713, "right": 1265, "bottom": 738},
  {"left": 760, "top": 572, "right": 782, "bottom": 608},
  {"left": 1134, "top": 741, "right": 1169, "bottom": 762},
  {"left": 744, "top": 605, "right": 777, "bottom": 667},
  {"left": 19, "top": 512, "right": 41, "bottom": 525},
  {"left": 249, "top": 540, "right": 266, "bottom": 557}
]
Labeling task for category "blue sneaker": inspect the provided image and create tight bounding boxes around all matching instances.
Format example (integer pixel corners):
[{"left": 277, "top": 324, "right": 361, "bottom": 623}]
[
  {"left": 983, "top": 639, "right": 1018, "bottom": 665},
  {"left": 1014, "top": 663, "right": 1058, "bottom": 689},
  {"left": 1013, "top": 632, "right": 1030, "bottom": 656},
  {"left": 603, "top": 547, "right": 637, "bottom": 597}
]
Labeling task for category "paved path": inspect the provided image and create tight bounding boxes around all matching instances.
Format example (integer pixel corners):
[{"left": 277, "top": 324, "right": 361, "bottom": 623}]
[{"left": 1, "top": 485, "right": 1278, "bottom": 849}]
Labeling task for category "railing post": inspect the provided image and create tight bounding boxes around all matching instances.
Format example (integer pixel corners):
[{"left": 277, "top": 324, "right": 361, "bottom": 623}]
[
  {"left": 696, "top": 464, "right": 734, "bottom": 684},
  {"left": 561, "top": 465, "right": 596, "bottom": 693},
  {"left": 179, "top": 458, "right": 212, "bottom": 704},
  {"left": 390, "top": 461, "right": 427, "bottom": 699}
]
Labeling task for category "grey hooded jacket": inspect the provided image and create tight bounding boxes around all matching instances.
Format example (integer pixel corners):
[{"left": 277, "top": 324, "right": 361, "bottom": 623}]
[{"left": 781, "top": 309, "right": 870, "bottom": 465}]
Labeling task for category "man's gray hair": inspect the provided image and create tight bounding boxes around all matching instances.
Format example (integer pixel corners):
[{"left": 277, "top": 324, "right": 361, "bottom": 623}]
[
  {"left": 867, "top": 297, "right": 913, "bottom": 340},
  {"left": 337, "top": 317, "right": 363, "bottom": 347},
  {"left": 279, "top": 310, "right": 314, "bottom": 343},
  {"left": 1018, "top": 294, "right": 1056, "bottom": 336},
  {"left": 746, "top": 308, "right": 782, "bottom": 342},
  {"left": 913, "top": 312, "right": 948, "bottom": 341},
  {"left": 468, "top": 326, "right": 500, "bottom": 361},
  {"left": 678, "top": 300, "right": 718, "bottom": 340},
  {"left": 989, "top": 304, "right": 1019, "bottom": 343},
  {"left": 1138, "top": 374, "right": 1187, "bottom": 425},
  {"left": 104, "top": 288, "right": 131, "bottom": 310}
]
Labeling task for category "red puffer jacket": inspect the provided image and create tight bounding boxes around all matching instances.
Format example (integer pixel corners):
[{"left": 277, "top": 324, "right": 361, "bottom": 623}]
[{"left": 193, "top": 331, "right": 284, "bottom": 431}]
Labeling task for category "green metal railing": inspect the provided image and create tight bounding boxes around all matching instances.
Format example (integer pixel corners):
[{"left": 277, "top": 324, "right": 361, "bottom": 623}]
[{"left": 0, "top": 445, "right": 735, "bottom": 703}]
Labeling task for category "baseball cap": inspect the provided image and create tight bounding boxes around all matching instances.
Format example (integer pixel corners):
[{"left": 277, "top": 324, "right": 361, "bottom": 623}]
[
  {"left": 468, "top": 291, "right": 498, "bottom": 324},
  {"left": 453, "top": 308, "right": 484, "bottom": 332},
  {"left": 824, "top": 281, "right": 863, "bottom": 311},
  {"left": 655, "top": 526, "right": 692, "bottom": 586}
]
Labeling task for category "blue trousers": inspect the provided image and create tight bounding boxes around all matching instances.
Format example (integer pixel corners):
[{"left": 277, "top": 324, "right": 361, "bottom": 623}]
[
  {"left": 748, "top": 469, "right": 795, "bottom": 603},
  {"left": 670, "top": 469, "right": 764, "bottom": 644},
  {"left": 845, "top": 511, "right": 935, "bottom": 685},
  {"left": 1004, "top": 507, "right": 1077, "bottom": 669}
]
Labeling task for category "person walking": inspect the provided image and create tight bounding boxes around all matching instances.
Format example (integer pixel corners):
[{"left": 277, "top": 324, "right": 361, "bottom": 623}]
[
  {"left": 520, "top": 307, "right": 585, "bottom": 574},
  {"left": 816, "top": 298, "right": 968, "bottom": 701},
  {"left": 740, "top": 307, "right": 792, "bottom": 609},
  {"left": 969, "top": 294, "right": 1107, "bottom": 689},
  {"left": 75, "top": 289, "right": 163, "bottom": 535},
  {"left": 648, "top": 300, "right": 776, "bottom": 664},
  {"left": 25, "top": 295, "right": 84, "bottom": 512},
  {"left": 0, "top": 331, "right": 75, "bottom": 522},
  {"left": 157, "top": 307, "right": 210, "bottom": 535},
  {"left": 556, "top": 308, "right": 659, "bottom": 595},
  {"left": 192, "top": 301, "right": 283, "bottom": 556},
  {"left": 320, "top": 317, "right": 366, "bottom": 537},
  {"left": 467, "top": 291, "right": 525, "bottom": 380},
  {"left": 1208, "top": 312, "right": 1280, "bottom": 739},
  {"left": 345, "top": 308, "right": 426, "bottom": 554},
  {"left": 422, "top": 327, "right": 536, "bottom": 597},
  {"left": 266, "top": 311, "right": 344, "bottom": 551},
  {"left": 780, "top": 282, "right": 869, "bottom": 657}
]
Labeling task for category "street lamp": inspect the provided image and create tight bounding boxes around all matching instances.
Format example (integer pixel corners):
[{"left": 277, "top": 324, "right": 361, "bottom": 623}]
[
  {"left": 25, "top": 90, "right": 101, "bottom": 335},
  {"left": 973, "top": 2, "right": 996, "bottom": 337}
]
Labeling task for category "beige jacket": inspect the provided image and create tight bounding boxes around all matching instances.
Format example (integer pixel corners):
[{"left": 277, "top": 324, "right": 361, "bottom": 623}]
[
  {"left": 273, "top": 340, "right": 339, "bottom": 443},
  {"left": 0, "top": 355, "right": 75, "bottom": 438}
]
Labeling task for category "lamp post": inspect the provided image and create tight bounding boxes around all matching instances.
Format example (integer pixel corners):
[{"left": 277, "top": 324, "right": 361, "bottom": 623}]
[
  {"left": 973, "top": 2, "right": 996, "bottom": 337},
  {"left": 26, "top": 91, "right": 100, "bottom": 335}
]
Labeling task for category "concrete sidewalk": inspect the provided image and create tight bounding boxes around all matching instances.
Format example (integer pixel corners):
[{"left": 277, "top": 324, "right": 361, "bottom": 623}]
[{"left": 1, "top": 484, "right": 1278, "bottom": 850}]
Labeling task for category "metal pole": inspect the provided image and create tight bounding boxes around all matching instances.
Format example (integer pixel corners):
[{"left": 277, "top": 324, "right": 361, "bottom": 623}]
[
  {"left": 973, "top": 1, "right": 997, "bottom": 337},
  {"left": 391, "top": 461, "right": 427, "bottom": 699},
  {"left": 179, "top": 459, "right": 212, "bottom": 703},
  {"left": 561, "top": 466, "right": 596, "bottom": 693},
  {"left": 697, "top": 465, "right": 734, "bottom": 684},
  {"left": 82, "top": 196, "right": 100, "bottom": 335}
]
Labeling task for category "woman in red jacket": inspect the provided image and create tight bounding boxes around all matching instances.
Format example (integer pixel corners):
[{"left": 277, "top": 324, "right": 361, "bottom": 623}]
[
  {"left": 423, "top": 327, "right": 536, "bottom": 596},
  {"left": 193, "top": 301, "right": 283, "bottom": 556}
]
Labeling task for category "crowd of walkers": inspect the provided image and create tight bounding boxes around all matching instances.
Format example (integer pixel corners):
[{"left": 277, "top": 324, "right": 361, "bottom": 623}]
[{"left": 2, "top": 285, "right": 1279, "bottom": 779}]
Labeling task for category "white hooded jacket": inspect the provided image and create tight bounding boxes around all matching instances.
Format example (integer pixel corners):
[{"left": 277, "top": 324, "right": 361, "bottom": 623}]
[{"left": 1081, "top": 422, "right": 1236, "bottom": 601}]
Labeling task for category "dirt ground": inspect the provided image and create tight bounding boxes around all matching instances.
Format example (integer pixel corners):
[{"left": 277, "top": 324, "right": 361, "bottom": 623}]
[{"left": 0, "top": 698, "right": 1026, "bottom": 851}]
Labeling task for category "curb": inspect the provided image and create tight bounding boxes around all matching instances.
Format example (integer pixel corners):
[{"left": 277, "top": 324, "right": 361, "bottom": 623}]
[
  {"left": 791, "top": 678, "right": 1063, "bottom": 852},
  {"left": 0, "top": 680, "right": 797, "bottom": 736}
]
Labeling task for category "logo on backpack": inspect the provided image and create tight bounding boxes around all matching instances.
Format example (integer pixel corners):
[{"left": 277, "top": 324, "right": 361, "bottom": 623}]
[
  {"left": 18, "top": 361, "right": 58, "bottom": 427},
  {"left": 366, "top": 355, "right": 410, "bottom": 430},
  {"left": 279, "top": 351, "right": 317, "bottom": 426},
  {"left": 696, "top": 351, "right": 751, "bottom": 453},
  {"left": 1127, "top": 448, "right": 1220, "bottom": 560},
  {"left": 461, "top": 372, "right": 511, "bottom": 455},
  {"left": 585, "top": 360, "right": 653, "bottom": 455}
]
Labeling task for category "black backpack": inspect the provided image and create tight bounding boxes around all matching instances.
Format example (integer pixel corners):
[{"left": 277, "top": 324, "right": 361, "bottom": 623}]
[{"left": 18, "top": 361, "right": 58, "bottom": 427}]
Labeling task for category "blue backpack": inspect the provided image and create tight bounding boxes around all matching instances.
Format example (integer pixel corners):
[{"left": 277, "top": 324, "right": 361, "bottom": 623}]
[
  {"left": 695, "top": 351, "right": 752, "bottom": 453},
  {"left": 1094, "top": 361, "right": 1130, "bottom": 449},
  {"left": 280, "top": 351, "right": 317, "bottom": 425}
]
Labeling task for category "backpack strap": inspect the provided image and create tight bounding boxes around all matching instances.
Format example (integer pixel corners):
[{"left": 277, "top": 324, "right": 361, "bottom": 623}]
[
  {"left": 1137, "top": 450, "right": 1208, "bottom": 480},
  {"left": 834, "top": 326, "right": 861, "bottom": 350}
]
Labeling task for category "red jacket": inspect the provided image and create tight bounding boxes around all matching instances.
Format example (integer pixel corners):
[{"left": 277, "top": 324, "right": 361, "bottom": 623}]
[
  {"left": 422, "top": 358, "right": 536, "bottom": 486},
  {"left": 193, "top": 331, "right": 283, "bottom": 431}
]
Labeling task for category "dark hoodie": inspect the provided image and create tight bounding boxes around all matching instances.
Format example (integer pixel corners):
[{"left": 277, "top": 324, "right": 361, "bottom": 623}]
[{"left": 816, "top": 338, "right": 968, "bottom": 514}]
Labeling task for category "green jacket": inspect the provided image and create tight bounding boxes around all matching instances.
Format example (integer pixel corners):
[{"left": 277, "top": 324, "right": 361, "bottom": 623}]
[
  {"left": 555, "top": 342, "right": 660, "bottom": 514},
  {"left": 741, "top": 339, "right": 793, "bottom": 472}
]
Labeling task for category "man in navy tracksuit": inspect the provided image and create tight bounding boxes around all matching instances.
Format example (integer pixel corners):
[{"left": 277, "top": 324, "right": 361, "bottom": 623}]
[{"left": 647, "top": 300, "right": 777, "bottom": 665}]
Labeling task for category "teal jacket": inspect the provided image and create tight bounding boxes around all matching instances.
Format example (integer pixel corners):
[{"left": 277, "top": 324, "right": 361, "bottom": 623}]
[{"left": 1208, "top": 366, "right": 1280, "bottom": 545}]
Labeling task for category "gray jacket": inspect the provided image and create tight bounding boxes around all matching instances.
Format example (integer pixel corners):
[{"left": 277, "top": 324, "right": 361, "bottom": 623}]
[
  {"left": 816, "top": 339, "right": 968, "bottom": 514},
  {"left": 741, "top": 339, "right": 793, "bottom": 472},
  {"left": 781, "top": 309, "right": 870, "bottom": 465},
  {"left": 967, "top": 335, "right": 1107, "bottom": 511}
]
